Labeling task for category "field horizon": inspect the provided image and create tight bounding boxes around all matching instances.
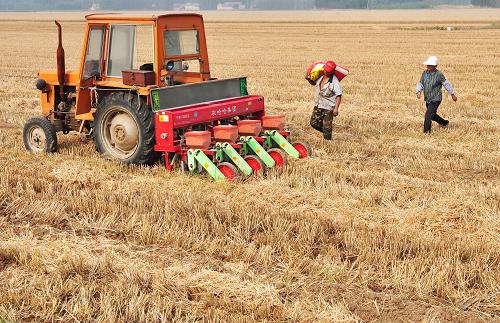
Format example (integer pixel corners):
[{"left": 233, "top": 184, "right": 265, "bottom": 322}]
[
  {"left": 0, "top": 9, "right": 499, "bottom": 322},
  {"left": 0, "top": 8, "right": 500, "bottom": 23}
]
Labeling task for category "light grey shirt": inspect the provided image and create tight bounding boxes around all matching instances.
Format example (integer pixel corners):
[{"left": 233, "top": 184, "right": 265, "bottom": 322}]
[{"left": 315, "top": 75, "right": 342, "bottom": 111}]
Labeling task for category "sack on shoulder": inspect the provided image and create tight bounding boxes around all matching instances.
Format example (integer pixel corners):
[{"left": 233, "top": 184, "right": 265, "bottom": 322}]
[{"left": 305, "top": 60, "right": 349, "bottom": 85}]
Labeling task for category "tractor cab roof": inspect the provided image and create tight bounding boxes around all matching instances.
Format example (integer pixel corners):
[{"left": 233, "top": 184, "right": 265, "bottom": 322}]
[{"left": 85, "top": 12, "right": 203, "bottom": 23}]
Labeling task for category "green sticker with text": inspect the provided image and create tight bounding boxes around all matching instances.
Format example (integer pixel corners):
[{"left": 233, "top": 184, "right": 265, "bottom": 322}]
[
  {"left": 152, "top": 91, "right": 160, "bottom": 111},
  {"left": 240, "top": 78, "right": 248, "bottom": 96}
]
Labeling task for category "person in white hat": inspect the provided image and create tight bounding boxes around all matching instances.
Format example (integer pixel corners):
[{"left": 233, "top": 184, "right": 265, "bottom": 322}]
[{"left": 416, "top": 56, "right": 457, "bottom": 133}]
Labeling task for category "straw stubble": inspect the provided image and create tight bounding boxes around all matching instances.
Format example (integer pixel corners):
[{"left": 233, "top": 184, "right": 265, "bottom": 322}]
[{"left": 0, "top": 9, "right": 499, "bottom": 322}]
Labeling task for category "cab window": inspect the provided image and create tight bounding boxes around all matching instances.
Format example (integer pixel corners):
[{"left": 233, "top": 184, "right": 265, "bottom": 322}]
[
  {"left": 107, "top": 25, "right": 136, "bottom": 77},
  {"left": 164, "top": 30, "right": 199, "bottom": 57},
  {"left": 107, "top": 24, "right": 155, "bottom": 77},
  {"left": 83, "top": 27, "right": 105, "bottom": 79}
]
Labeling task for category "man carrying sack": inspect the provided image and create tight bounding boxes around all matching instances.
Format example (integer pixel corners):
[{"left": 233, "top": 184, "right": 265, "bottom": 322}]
[
  {"left": 416, "top": 56, "right": 458, "bottom": 133},
  {"left": 306, "top": 61, "right": 347, "bottom": 140}
]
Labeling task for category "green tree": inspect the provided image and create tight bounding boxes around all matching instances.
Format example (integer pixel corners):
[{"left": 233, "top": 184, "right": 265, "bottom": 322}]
[
  {"left": 471, "top": 0, "right": 500, "bottom": 6},
  {"left": 315, "top": 0, "right": 368, "bottom": 8}
]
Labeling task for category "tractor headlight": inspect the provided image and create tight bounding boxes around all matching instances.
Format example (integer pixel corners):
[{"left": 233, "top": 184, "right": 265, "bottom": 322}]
[
  {"left": 36, "top": 79, "right": 47, "bottom": 91},
  {"left": 165, "top": 61, "right": 175, "bottom": 71}
]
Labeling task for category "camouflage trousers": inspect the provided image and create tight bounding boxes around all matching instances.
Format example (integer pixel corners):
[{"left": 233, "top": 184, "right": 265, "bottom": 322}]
[{"left": 310, "top": 106, "right": 334, "bottom": 140}]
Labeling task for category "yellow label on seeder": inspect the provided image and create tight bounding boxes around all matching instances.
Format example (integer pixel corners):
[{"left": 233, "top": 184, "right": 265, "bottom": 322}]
[{"left": 159, "top": 115, "right": 169, "bottom": 122}]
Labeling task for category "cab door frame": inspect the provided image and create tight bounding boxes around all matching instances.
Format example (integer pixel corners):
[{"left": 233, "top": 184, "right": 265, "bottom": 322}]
[{"left": 76, "top": 23, "right": 108, "bottom": 119}]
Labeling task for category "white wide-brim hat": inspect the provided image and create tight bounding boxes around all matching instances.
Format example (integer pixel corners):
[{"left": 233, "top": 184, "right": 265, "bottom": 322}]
[{"left": 423, "top": 56, "right": 439, "bottom": 66}]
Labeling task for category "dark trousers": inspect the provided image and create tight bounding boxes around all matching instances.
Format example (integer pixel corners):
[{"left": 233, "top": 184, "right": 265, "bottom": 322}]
[
  {"left": 424, "top": 101, "right": 448, "bottom": 133},
  {"left": 310, "top": 106, "right": 334, "bottom": 140}
]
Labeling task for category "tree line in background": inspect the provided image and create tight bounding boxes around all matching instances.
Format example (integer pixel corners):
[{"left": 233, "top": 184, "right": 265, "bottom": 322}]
[
  {"left": 0, "top": 0, "right": 498, "bottom": 11},
  {"left": 470, "top": 0, "right": 500, "bottom": 6},
  {"left": 316, "top": 0, "right": 498, "bottom": 8}
]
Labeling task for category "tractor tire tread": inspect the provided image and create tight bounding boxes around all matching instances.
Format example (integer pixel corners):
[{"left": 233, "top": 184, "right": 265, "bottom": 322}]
[
  {"left": 23, "top": 116, "right": 58, "bottom": 153},
  {"left": 94, "top": 92, "right": 158, "bottom": 165}
]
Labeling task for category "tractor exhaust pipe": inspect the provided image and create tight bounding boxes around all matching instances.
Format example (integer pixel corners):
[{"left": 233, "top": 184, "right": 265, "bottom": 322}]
[{"left": 55, "top": 20, "right": 65, "bottom": 99}]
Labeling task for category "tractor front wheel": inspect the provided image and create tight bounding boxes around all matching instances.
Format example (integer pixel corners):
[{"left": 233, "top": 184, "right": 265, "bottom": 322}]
[
  {"left": 23, "top": 117, "right": 58, "bottom": 153},
  {"left": 94, "top": 92, "right": 157, "bottom": 165}
]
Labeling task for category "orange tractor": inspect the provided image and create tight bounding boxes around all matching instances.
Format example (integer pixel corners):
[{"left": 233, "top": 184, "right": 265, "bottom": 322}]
[{"left": 24, "top": 13, "right": 312, "bottom": 180}]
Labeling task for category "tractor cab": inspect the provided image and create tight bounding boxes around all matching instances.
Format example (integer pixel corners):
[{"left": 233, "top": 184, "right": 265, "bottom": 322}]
[
  {"left": 80, "top": 13, "right": 211, "bottom": 88},
  {"left": 74, "top": 13, "right": 211, "bottom": 119}
]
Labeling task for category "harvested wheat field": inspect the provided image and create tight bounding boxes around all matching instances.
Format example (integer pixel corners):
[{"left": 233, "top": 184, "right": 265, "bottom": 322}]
[{"left": 0, "top": 9, "right": 499, "bottom": 322}]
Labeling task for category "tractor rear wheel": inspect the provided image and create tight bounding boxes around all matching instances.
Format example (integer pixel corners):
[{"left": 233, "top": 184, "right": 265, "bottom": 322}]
[
  {"left": 94, "top": 92, "right": 157, "bottom": 165},
  {"left": 23, "top": 117, "right": 57, "bottom": 153}
]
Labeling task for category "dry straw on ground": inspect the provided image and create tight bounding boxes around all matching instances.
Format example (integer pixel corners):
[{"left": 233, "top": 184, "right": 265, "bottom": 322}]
[{"left": 0, "top": 9, "right": 499, "bottom": 322}]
